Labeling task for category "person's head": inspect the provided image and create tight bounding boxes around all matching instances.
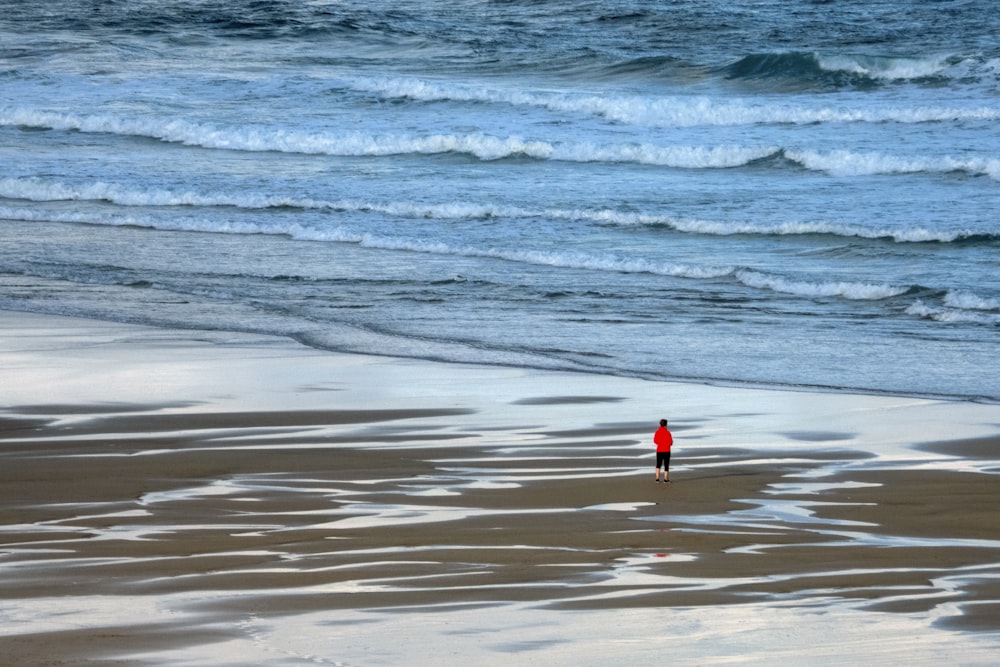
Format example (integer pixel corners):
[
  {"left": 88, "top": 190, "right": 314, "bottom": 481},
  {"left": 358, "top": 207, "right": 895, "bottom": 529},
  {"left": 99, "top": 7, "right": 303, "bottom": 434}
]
[{"left": 660, "top": 419, "right": 667, "bottom": 427}]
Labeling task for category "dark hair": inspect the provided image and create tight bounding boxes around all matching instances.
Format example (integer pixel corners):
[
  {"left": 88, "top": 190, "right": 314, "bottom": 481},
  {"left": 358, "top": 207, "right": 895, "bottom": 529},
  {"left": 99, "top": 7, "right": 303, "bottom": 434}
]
[{"left": 660, "top": 419, "right": 667, "bottom": 426}]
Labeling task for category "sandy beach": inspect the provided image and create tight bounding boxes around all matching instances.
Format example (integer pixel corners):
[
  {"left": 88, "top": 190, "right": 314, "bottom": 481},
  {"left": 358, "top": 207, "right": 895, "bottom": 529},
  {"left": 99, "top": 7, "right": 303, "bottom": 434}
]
[{"left": 1, "top": 310, "right": 999, "bottom": 665}]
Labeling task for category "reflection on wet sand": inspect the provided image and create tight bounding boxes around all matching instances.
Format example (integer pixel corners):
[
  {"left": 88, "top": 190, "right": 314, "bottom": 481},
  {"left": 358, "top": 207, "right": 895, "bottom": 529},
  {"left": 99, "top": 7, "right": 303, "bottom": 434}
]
[{"left": 1, "top": 312, "right": 999, "bottom": 664}]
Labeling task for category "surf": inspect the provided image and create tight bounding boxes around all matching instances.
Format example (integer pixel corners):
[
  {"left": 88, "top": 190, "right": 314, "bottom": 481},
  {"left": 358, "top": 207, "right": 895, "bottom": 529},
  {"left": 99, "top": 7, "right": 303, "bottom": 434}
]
[
  {"left": 337, "top": 76, "right": 1000, "bottom": 127},
  {"left": 8, "top": 107, "right": 1000, "bottom": 183},
  {"left": 717, "top": 51, "right": 970, "bottom": 89},
  {"left": 783, "top": 149, "right": 1000, "bottom": 180},
  {"left": 4, "top": 177, "right": 998, "bottom": 246}
]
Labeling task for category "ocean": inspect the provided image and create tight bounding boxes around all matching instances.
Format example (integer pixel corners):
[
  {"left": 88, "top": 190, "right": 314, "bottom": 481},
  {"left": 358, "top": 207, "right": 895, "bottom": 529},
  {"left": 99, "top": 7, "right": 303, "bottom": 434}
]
[{"left": 1, "top": 0, "right": 998, "bottom": 401}]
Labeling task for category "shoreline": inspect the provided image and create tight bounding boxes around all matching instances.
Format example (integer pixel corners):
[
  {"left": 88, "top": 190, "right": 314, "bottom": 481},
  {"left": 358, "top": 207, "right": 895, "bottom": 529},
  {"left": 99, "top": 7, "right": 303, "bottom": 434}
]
[
  {"left": 6, "top": 298, "right": 996, "bottom": 406},
  {"left": 2, "top": 309, "right": 999, "bottom": 664}
]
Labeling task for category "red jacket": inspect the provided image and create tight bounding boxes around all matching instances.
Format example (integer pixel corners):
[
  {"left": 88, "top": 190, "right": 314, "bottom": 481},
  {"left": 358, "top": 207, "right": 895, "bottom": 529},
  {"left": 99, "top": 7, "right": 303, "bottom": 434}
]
[{"left": 654, "top": 426, "right": 673, "bottom": 452}]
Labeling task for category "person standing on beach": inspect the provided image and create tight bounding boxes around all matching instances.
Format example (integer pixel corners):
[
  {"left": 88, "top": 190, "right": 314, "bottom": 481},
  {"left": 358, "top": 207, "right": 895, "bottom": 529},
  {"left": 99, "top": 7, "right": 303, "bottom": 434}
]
[{"left": 654, "top": 418, "right": 673, "bottom": 483}]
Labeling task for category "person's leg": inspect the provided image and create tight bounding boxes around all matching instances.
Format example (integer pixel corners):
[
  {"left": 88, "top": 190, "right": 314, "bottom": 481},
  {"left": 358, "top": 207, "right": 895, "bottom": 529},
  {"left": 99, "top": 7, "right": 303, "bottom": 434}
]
[{"left": 664, "top": 452, "right": 671, "bottom": 482}]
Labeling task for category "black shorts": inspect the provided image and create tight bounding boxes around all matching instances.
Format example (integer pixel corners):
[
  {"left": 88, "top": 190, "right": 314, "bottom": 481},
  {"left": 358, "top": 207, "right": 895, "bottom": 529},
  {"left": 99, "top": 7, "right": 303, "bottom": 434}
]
[{"left": 656, "top": 451, "right": 671, "bottom": 469}]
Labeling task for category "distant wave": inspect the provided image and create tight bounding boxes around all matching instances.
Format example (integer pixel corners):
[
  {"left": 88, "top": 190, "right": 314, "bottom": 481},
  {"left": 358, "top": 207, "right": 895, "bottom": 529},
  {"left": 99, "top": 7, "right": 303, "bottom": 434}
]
[
  {"left": 734, "top": 270, "right": 908, "bottom": 300},
  {"left": 1, "top": 203, "right": 913, "bottom": 304},
  {"left": 907, "top": 301, "right": 1000, "bottom": 325},
  {"left": 783, "top": 149, "right": 1000, "bottom": 180},
  {"left": 595, "top": 51, "right": 974, "bottom": 88},
  {"left": 288, "top": 227, "right": 737, "bottom": 281},
  {"left": 342, "top": 76, "right": 1000, "bottom": 127},
  {"left": 720, "top": 52, "right": 961, "bottom": 88},
  {"left": 815, "top": 53, "right": 954, "bottom": 81},
  {"left": 0, "top": 178, "right": 339, "bottom": 210},
  {"left": 0, "top": 107, "right": 777, "bottom": 166},
  {"left": 602, "top": 215, "right": 996, "bottom": 244},
  {"left": 3, "top": 178, "right": 997, "bottom": 245},
  {"left": 944, "top": 290, "right": 1000, "bottom": 312},
  {"left": 274, "top": 231, "right": 914, "bottom": 302},
  {"left": 906, "top": 289, "right": 1000, "bottom": 325},
  {"left": 4, "top": 107, "right": 998, "bottom": 181}
]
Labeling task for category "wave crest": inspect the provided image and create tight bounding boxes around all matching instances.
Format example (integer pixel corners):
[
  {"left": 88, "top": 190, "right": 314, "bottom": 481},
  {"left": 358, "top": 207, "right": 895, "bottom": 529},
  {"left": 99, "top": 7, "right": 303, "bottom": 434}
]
[
  {"left": 1, "top": 202, "right": 929, "bottom": 306},
  {"left": 4, "top": 178, "right": 996, "bottom": 246},
  {"left": 907, "top": 300, "right": 1000, "bottom": 325},
  {"left": 721, "top": 51, "right": 958, "bottom": 88},
  {"left": 0, "top": 108, "right": 780, "bottom": 167},
  {"left": 344, "top": 76, "right": 1000, "bottom": 127},
  {"left": 6, "top": 107, "right": 998, "bottom": 182},
  {"left": 944, "top": 290, "right": 1000, "bottom": 312},
  {"left": 621, "top": 217, "right": 991, "bottom": 244},
  {"left": 816, "top": 53, "right": 952, "bottom": 81},
  {"left": 735, "top": 270, "right": 907, "bottom": 300},
  {"left": 784, "top": 149, "right": 1000, "bottom": 180}
]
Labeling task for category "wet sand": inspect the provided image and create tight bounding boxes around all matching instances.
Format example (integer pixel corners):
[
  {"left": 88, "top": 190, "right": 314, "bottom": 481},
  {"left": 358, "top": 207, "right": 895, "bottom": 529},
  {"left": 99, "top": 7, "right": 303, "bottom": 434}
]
[{"left": 1, "top": 311, "right": 999, "bottom": 665}]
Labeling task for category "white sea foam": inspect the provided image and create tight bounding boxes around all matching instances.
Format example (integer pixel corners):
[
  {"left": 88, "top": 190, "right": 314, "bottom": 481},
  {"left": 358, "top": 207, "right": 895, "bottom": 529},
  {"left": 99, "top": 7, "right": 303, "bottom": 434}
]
[
  {"left": 816, "top": 53, "right": 952, "bottom": 80},
  {"left": 907, "top": 301, "right": 1000, "bottom": 325},
  {"left": 0, "top": 107, "right": 776, "bottom": 167},
  {"left": 735, "top": 270, "right": 908, "bottom": 300},
  {"left": 1, "top": 178, "right": 986, "bottom": 246},
  {"left": 342, "top": 76, "right": 1000, "bottom": 127},
  {"left": 0, "top": 205, "right": 270, "bottom": 236},
  {"left": 0, "top": 201, "right": 733, "bottom": 281},
  {"left": 297, "top": 227, "right": 737, "bottom": 280},
  {"left": 0, "top": 107, "right": 551, "bottom": 159},
  {"left": 0, "top": 206, "right": 132, "bottom": 227},
  {"left": 0, "top": 177, "right": 330, "bottom": 210},
  {"left": 785, "top": 149, "right": 1000, "bottom": 180},
  {"left": 551, "top": 143, "right": 777, "bottom": 168},
  {"left": 943, "top": 290, "right": 1000, "bottom": 312},
  {"left": 6, "top": 106, "right": 998, "bottom": 180},
  {"left": 1, "top": 204, "right": 972, "bottom": 299},
  {"left": 629, "top": 216, "right": 972, "bottom": 244},
  {"left": 0, "top": 179, "right": 598, "bottom": 228}
]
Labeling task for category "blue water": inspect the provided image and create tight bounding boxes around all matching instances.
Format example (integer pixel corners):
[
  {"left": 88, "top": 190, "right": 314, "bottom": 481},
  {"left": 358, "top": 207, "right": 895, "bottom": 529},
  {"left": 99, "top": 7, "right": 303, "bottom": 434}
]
[{"left": 1, "top": 0, "right": 998, "bottom": 400}]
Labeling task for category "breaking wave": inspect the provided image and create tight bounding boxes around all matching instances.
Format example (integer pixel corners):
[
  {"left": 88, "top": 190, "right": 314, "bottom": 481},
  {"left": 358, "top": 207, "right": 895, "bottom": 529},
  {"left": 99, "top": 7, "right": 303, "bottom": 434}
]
[
  {"left": 6, "top": 105, "right": 997, "bottom": 180},
  {"left": 735, "top": 270, "right": 908, "bottom": 300},
  {"left": 944, "top": 290, "right": 1000, "bottom": 312},
  {"left": 1, "top": 204, "right": 914, "bottom": 305},
  {"left": 3, "top": 178, "right": 997, "bottom": 245},
  {"left": 907, "top": 301, "right": 1000, "bottom": 325},
  {"left": 720, "top": 51, "right": 968, "bottom": 88},
  {"left": 0, "top": 107, "right": 778, "bottom": 166},
  {"left": 342, "top": 76, "right": 1000, "bottom": 127},
  {"left": 784, "top": 149, "right": 1000, "bottom": 180},
  {"left": 607, "top": 216, "right": 996, "bottom": 244}
]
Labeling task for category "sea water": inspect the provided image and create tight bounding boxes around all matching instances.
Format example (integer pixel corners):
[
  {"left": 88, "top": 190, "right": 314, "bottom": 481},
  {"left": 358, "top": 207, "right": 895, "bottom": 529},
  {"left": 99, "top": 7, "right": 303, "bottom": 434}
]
[{"left": 1, "top": 0, "right": 998, "bottom": 400}]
